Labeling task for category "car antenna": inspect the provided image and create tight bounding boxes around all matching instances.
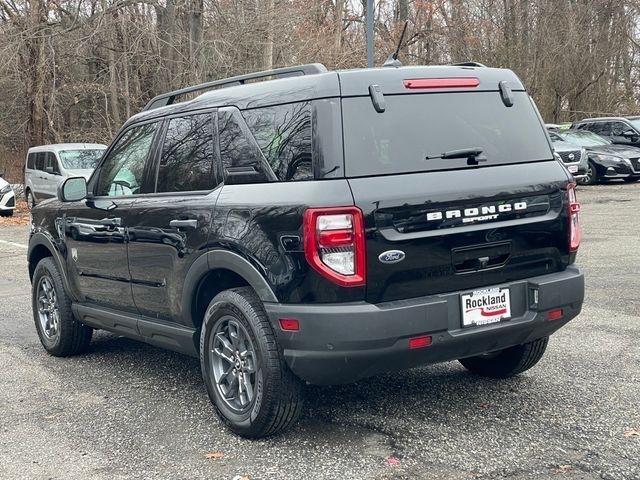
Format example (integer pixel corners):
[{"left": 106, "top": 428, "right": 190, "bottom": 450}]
[{"left": 383, "top": 21, "right": 408, "bottom": 68}]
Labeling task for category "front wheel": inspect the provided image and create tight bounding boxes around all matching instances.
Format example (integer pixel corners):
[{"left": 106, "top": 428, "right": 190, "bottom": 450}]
[
  {"left": 26, "top": 190, "right": 35, "bottom": 209},
  {"left": 578, "top": 161, "right": 597, "bottom": 185},
  {"left": 32, "top": 257, "right": 93, "bottom": 356},
  {"left": 459, "top": 337, "right": 549, "bottom": 378},
  {"left": 200, "top": 287, "right": 304, "bottom": 438}
]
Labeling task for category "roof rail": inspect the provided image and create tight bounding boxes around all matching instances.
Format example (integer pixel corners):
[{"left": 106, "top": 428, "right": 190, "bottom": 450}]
[
  {"left": 143, "top": 63, "right": 328, "bottom": 111},
  {"left": 452, "top": 61, "right": 487, "bottom": 68}
]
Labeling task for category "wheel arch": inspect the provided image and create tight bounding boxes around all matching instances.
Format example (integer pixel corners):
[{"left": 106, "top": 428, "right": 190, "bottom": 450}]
[
  {"left": 28, "top": 233, "right": 77, "bottom": 300},
  {"left": 183, "top": 250, "right": 278, "bottom": 330}
]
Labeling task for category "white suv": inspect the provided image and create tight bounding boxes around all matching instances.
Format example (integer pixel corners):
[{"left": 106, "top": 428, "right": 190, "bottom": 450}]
[
  {"left": 24, "top": 143, "right": 106, "bottom": 208},
  {"left": 0, "top": 175, "right": 16, "bottom": 216}
]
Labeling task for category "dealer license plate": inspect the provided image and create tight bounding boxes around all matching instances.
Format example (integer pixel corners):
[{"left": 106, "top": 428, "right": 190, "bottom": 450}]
[
  {"left": 461, "top": 288, "right": 511, "bottom": 328},
  {"left": 568, "top": 165, "right": 578, "bottom": 173}
]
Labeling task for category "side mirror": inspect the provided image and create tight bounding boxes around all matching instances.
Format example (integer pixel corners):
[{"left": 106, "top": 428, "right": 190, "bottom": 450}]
[
  {"left": 623, "top": 129, "right": 637, "bottom": 138},
  {"left": 45, "top": 166, "right": 54, "bottom": 174},
  {"left": 58, "top": 176, "right": 87, "bottom": 202}
]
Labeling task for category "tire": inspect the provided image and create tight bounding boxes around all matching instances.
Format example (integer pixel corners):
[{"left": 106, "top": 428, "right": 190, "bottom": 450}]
[
  {"left": 32, "top": 257, "right": 93, "bottom": 356},
  {"left": 459, "top": 337, "right": 549, "bottom": 379},
  {"left": 578, "top": 161, "right": 598, "bottom": 185},
  {"left": 0, "top": 210, "right": 13, "bottom": 217},
  {"left": 200, "top": 287, "right": 304, "bottom": 438},
  {"left": 26, "top": 189, "right": 35, "bottom": 209}
]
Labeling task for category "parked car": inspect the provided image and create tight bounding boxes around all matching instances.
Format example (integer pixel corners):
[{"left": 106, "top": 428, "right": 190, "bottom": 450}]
[
  {"left": 27, "top": 63, "right": 584, "bottom": 438},
  {"left": 24, "top": 143, "right": 107, "bottom": 208},
  {"left": 572, "top": 116, "right": 640, "bottom": 148},
  {"left": 556, "top": 129, "right": 640, "bottom": 184},
  {"left": 0, "top": 174, "right": 16, "bottom": 216},
  {"left": 548, "top": 131, "right": 588, "bottom": 179}
]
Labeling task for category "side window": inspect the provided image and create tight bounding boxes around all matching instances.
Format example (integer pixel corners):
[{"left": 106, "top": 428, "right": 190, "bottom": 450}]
[
  {"left": 218, "top": 107, "right": 277, "bottom": 184},
  {"left": 35, "top": 152, "right": 45, "bottom": 171},
  {"left": 44, "top": 152, "right": 60, "bottom": 175},
  {"left": 592, "top": 122, "right": 611, "bottom": 136},
  {"left": 242, "top": 102, "right": 313, "bottom": 181},
  {"left": 156, "top": 113, "right": 216, "bottom": 192},
  {"left": 27, "top": 153, "right": 36, "bottom": 169},
  {"left": 611, "top": 122, "right": 628, "bottom": 136},
  {"left": 96, "top": 122, "right": 158, "bottom": 197}
]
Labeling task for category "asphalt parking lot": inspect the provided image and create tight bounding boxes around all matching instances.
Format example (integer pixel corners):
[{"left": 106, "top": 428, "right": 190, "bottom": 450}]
[{"left": 0, "top": 184, "right": 638, "bottom": 480}]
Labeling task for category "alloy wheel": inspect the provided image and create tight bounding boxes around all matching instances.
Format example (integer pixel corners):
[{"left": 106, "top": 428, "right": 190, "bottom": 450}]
[
  {"left": 209, "top": 316, "right": 258, "bottom": 413},
  {"left": 27, "top": 191, "right": 34, "bottom": 209},
  {"left": 37, "top": 276, "right": 60, "bottom": 339}
]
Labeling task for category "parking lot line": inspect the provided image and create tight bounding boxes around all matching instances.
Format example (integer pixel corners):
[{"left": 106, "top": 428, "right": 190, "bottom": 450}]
[{"left": 0, "top": 239, "right": 28, "bottom": 249}]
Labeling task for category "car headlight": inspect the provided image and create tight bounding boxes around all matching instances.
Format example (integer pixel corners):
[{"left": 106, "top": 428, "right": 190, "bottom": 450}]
[
  {"left": 590, "top": 153, "right": 624, "bottom": 162},
  {"left": 0, "top": 184, "right": 11, "bottom": 194},
  {"left": 579, "top": 148, "right": 587, "bottom": 161}
]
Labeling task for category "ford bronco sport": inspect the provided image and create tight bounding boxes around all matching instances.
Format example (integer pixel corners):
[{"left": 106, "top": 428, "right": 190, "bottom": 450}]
[{"left": 28, "top": 63, "right": 585, "bottom": 438}]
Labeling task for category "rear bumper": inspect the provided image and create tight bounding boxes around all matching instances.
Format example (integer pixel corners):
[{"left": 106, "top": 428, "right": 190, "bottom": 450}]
[{"left": 264, "top": 266, "right": 584, "bottom": 385}]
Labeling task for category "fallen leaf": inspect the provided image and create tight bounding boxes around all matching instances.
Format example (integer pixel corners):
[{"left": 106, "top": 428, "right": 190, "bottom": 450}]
[
  {"left": 553, "top": 465, "right": 572, "bottom": 474},
  {"left": 623, "top": 429, "right": 640, "bottom": 438},
  {"left": 204, "top": 451, "right": 225, "bottom": 460},
  {"left": 479, "top": 403, "right": 490, "bottom": 409},
  {"left": 232, "top": 476, "right": 250, "bottom": 480},
  {"left": 386, "top": 456, "right": 400, "bottom": 466}
]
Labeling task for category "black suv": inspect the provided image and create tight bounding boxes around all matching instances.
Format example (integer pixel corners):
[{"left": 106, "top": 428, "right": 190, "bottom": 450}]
[
  {"left": 572, "top": 116, "right": 640, "bottom": 148},
  {"left": 28, "top": 63, "right": 585, "bottom": 438}
]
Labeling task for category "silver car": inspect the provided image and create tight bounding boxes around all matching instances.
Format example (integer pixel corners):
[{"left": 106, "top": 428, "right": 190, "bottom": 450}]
[
  {"left": 548, "top": 131, "right": 588, "bottom": 180},
  {"left": 24, "top": 143, "right": 106, "bottom": 208}
]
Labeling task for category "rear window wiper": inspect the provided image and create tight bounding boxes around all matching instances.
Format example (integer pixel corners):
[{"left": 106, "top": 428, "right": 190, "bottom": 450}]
[{"left": 425, "top": 147, "right": 487, "bottom": 165}]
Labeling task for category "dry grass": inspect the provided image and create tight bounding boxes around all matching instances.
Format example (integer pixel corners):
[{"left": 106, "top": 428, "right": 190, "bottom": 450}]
[{"left": 0, "top": 199, "right": 29, "bottom": 226}]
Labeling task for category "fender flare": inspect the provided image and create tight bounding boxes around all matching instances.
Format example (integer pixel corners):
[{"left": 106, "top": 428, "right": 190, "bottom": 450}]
[
  {"left": 181, "top": 249, "right": 278, "bottom": 326},
  {"left": 28, "top": 232, "right": 78, "bottom": 301}
]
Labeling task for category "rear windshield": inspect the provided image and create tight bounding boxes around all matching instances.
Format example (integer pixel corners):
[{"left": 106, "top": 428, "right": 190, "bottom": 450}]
[
  {"left": 59, "top": 149, "right": 105, "bottom": 170},
  {"left": 342, "top": 92, "right": 552, "bottom": 177}
]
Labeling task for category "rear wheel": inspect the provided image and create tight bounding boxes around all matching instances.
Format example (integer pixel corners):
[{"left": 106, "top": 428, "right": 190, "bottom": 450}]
[
  {"left": 578, "top": 161, "right": 597, "bottom": 185},
  {"left": 200, "top": 287, "right": 304, "bottom": 438},
  {"left": 0, "top": 210, "right": 13, "bottom": 217},
  {"left": 32, "top": 257, "right": 93, "bottom": 356},
  {"left": 459, "top": 337, "right": 549, "bottom": 378}
]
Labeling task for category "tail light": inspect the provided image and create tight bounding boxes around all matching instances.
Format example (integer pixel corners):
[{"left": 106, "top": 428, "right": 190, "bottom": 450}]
[
  {"left": 303, "top": 207, "right": 366, "bottom": 287},
  {"left": 566, "top": 183, "right": 582, "bottom": 252}
]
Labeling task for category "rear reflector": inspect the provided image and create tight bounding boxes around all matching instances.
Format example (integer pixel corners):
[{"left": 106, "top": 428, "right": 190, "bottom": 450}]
[
  {"left": 566, "top": 183, "right": 582, "bottom": 252},
  {"left": 279, "top": 318, "right": 300, "bottom": 331},
  {"left": 403, "top": 78, "right": 480, "bottom": 90},
  {"left": 409, "top": 336, "right": 432, "bottom": 349},
  {"left": 546, "top": 309, "right": 563, "bottom": 321}
]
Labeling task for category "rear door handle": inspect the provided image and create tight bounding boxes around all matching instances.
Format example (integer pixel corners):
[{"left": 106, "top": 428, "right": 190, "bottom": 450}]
[{"left": 170, "top": 219, "right": 198, "bottom": 230}]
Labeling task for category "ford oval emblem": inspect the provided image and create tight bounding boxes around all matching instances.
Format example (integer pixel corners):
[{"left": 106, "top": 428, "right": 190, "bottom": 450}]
[{"left": 378, "top": 250, "right": 406, "bottom": 264}]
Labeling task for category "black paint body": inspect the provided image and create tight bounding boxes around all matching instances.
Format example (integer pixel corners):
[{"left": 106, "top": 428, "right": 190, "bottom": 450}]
[{"left": 28, "top": 64, "right": 584, "bottom": 384}]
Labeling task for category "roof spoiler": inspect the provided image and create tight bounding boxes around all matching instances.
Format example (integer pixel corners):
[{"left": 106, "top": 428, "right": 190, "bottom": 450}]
[
  {"left": 451, "top": 61, "right": 487, "bottom": 68},
  {"left": 142, "top": 63, "right": 328, "bottom": 112}
]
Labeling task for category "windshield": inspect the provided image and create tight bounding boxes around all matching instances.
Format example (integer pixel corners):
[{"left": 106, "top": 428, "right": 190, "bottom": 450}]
[
  {"left": 628, "top": 119, "right": 640, "bottom": 131},
  {"left": 58, "top": 149, "right": 105, "bottom": 170},
  {"left": 560, "top": 131, "right": 610, "bottom": 147},
  {"left": 342, "top": 91, "right": 552, "bottom": 177}
]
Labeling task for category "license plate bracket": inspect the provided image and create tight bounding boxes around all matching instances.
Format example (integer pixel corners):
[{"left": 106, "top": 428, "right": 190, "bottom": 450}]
[{"left": 461, "top": 288, "right": 511, "bottom": 328}]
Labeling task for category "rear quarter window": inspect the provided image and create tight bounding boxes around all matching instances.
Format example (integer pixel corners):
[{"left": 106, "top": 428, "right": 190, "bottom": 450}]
[
  {"left": 27, "top": 153, "right": 36, "bottom": 169},
  {"left": 242, "top": 102, "right": 313, "bottom": 181}
]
